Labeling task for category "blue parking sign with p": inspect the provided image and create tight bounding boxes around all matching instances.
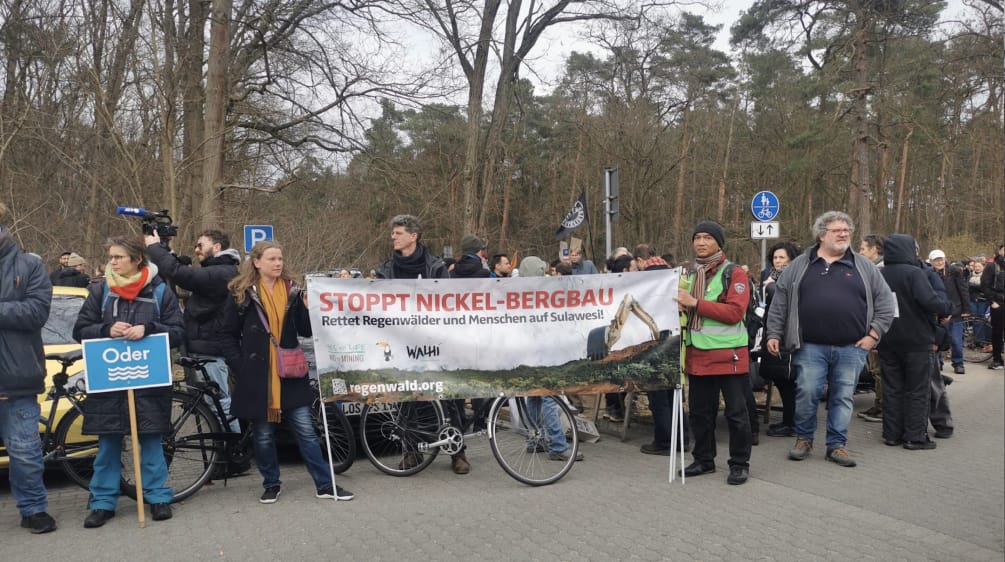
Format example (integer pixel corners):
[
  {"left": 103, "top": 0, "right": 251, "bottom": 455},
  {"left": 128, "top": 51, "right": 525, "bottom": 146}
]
[
  {"left": 244, "top": 225, "right": 274, "bottom": 254},
  {"left": 82, "top": 333, "right": 173, "bottom": 393}
]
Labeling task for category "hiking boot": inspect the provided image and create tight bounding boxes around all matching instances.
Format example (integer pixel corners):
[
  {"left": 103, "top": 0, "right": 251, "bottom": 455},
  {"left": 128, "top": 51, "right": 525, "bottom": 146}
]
[
  {"left": 20, "top": 512, "right": 56, "bottom": 534},
  {"left": 953, "top": 364, "right": 965, "bottom": 375},
  {"left": 857, "top": 406, "right": 882, "bottom": 422},
  {"left": 903, "top": 439, "right": 937, "bottom": 450},
  {"left": 451, "top": 452, "right": 470, "bottom": 474},
  {"left": 726, "top": 466, "right": 749, "bottom": 485},
  {"left": 766, "top": 424, "right": 795, "bottom": 437},
  {"left": 548, "top": 449, "right": 584, "bottom": 462},
  {"left": 788, "top": 438, "right": 812, "bottom": 460},
  {"left": 683, "top": 461, "right": 715, "bottom": 477},
  {"left": 150, "top": 503, "right": 172, "bottom": 521},
  {"left": 83, "top": 509, "right": 115, "bottom": 528},
  {"left": 825, "top": 446, "right": 857, "bottom": 467},
  {"left": 259, "top": 486, "right": 281, "bottom": 504},
  {"left": 317, "top": 485, "right": 355, "bottom": 501},
  {"left": 397, "top": 452, "right": 423, "bottom": 470}
]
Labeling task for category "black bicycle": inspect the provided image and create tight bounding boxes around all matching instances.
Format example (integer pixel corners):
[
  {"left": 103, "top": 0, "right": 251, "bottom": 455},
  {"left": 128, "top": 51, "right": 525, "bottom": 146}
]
[
  {"left": 130, "top": 357, "right": 357, "bottom": 503},
  {"left": 962, "top": 311, "right": 993, "bottom": 363}
]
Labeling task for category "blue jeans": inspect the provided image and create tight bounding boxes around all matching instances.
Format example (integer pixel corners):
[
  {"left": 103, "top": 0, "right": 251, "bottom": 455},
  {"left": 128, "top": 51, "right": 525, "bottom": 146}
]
[
  {"left": 90, "top": 433, "right": 173, "bottom": 510},
  {"left": 792, "top": 343, "right": 868, "bottom": 449},
  {"left": 194, "top": 354, "right": 239, "bottom": 432},
  {"left": 524, "top": 397, "right": 569, "bottom": 454},
  {"left": 948, "top": 319, "right": 964, "bottom": 367},
  {"left": 0, "top": 397, "right": 48, "bottom": 516},
  {"left": 252, "top": 405, "right": 332, "bottom": 491}
]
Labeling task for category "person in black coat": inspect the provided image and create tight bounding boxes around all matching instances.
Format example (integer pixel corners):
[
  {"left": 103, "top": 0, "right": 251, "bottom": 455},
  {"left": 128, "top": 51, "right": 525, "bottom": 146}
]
[
  {"left": 72, "top": 236, "right": 184, "bottom": 527},
  {"left": 981, "top": 245, "right": 1005, "bottom": 369},
  {"left": 50, "top": 253, "right": 91, "bottom": 287},
  {"left": 226, "top": 241, "right": 352, "bottom": 503},
  {"left": 876, "top": 235, "right": 950, "bottom": 450},
  {"left": 760, "top": 241, "right": 802, "bottom": 438}
]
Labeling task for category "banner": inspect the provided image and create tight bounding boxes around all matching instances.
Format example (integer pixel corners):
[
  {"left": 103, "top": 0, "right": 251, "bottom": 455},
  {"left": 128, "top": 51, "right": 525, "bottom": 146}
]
[
  {"left": 554, "top": 191, "right": 589, "bottom": 240},
  {"left": 308, "top": 270, "right": 681, "bottom": 402}
]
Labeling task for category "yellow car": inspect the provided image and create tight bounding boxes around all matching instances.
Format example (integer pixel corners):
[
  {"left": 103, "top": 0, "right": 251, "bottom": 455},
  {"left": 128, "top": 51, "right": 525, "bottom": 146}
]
[{"left": 0, "top": 285, "right": 89, "bottom": 469}]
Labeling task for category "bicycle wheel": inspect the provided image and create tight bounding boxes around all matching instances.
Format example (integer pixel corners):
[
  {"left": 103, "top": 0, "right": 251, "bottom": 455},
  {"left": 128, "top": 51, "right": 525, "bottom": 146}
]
[
  {"left": 360, "top": 401, "right": 444, "bottom": 476},
  {"left": 53, "top": 406, "right": 100, "bottom": 491},
  {"left": 962, "top": 317, "right": 992, "bottom": 363},
  {"left": 314, "top": 399, "right": 356, "bottom": 474},
  {"left": 489, "top": 395, "right": 578, "bottom": 486},
  {"left": 122, "top": 390, "right": 223, "bottom": 503}
]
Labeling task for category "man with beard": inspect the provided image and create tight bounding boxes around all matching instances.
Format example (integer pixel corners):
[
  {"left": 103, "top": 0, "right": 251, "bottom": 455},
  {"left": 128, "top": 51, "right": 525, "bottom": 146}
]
[{"left": 765, "top": 211, "right": 895, "bottom": 468}]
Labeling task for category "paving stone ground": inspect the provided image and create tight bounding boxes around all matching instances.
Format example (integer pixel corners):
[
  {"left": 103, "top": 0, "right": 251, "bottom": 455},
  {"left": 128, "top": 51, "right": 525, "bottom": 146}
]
[{"left": 2, "top": 368, "right": 1002, "bottom": 561}]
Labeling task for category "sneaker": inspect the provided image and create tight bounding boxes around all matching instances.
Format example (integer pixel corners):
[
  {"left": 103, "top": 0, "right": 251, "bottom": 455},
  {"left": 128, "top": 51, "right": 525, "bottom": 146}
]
[
  {"left": 397, "top": 452, "right": 423, "bottom": 470},
  {"left": 150, "top": 503, "right": 172, "bottom": 521},
  {"left": 83, "top": 509, "right": 115, "bottom": 528},
  {"left": 990, "top": 361, "right": 1003, "bottom": 370},
  {"left": 942, "top": 374, "right": 954, "bottom": 386},
  {"left": 20, "top": 512, "right": 56, "bottom": 534},
  {"left": 259, "top": 486, "right": 281, "bottom": 504},
  {"left": 953, "top": 364, "right": 965, "bottom": 375},
  {"left": 604, "top": 410, "right": 625, "bottom": 423},
  {"left": 726, "top": 466, "right": 749, "bottom": 485},
  {"left": 933, "top": 429, "right": 954, "bottom": 439},
  {"left": 766, "top": 424, "right": 795, "bottom": 437},
  {"left": 825, "top": 446, "right": 857, "bottom": 467},
  {"left": 788, "top": 438, "right": 812, "bottom": 461},
  {"left": 903, "top": 439, "right": 937, "bottom": 450},
  {"left": 526, "top": 442, "right": 547, "bottom": 453},
  {"left": 317, "top": 485, "right": 355, "bottom": 501},
  {"left": 548, "top": 449, "right": 584, "bottom": 462},
  {"left": 451, "top": 452, "right": 471, "bottom": 474},
  {"left": 857, "top": 406, "right": 882, "bottom": 423},
  {"left": 883, "top": 438, "right": 904, "bottom": 446}
]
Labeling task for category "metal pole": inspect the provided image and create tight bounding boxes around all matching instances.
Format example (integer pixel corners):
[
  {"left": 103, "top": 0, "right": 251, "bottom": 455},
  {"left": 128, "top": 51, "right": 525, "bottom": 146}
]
[
  {"left": 761, "top": 238, "right": 767, "bottom": 278},
  {"left": 604, "top": 170, "right": 612, "bottom": 260}
]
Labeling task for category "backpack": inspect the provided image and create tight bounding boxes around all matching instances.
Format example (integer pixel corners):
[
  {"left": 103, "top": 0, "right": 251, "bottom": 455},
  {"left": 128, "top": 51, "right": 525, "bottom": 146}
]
[
  {"left": 720, "top": 263, "right": 764, "bottom": 351},
  {"left": 101, "top": 281, "right": 168, "bottom": 321}
]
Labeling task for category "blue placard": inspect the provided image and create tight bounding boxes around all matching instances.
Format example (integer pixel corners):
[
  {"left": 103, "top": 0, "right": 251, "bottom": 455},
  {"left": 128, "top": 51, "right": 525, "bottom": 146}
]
[
  {"left": 82, "top": 333, "right": 173, "bottom": 393},
  {"left": 244, "top": 225, "right": 274, "bottom": 253},
  {"left": 751, "top": 191, "right": 780, "bottom": 222}
]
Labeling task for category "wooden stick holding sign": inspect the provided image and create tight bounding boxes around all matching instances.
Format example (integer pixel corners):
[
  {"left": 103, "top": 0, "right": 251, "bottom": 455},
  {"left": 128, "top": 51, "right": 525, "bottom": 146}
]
[{"left": 127, "top": 389, "right": 146, "bottom": 528}]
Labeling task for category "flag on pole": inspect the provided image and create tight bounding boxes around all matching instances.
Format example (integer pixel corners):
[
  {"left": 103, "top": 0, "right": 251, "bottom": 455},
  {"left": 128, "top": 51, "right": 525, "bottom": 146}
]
[{"left": 555, "top": 191, "right": 589, "bottom": 240}]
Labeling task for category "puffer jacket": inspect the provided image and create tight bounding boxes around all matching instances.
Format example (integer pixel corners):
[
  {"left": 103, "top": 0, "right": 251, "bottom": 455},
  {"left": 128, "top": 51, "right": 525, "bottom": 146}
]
[
  {"left": 146, "top": 244, "right": 240, "bottom": 363},
  {"left": 50, "top": 266, "right": 91, "bottom": 288},
  {"left": 0, "top": 234, "right": 52, "bottom": 398},
  {"left": 72, "top": 267, "right": 184, "bottom": 435}
]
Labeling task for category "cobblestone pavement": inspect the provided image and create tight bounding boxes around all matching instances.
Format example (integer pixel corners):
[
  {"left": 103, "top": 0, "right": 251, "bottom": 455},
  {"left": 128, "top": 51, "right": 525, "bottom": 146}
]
[{"left": 3, "top": 369, "right": 1002, "bottom": 561}]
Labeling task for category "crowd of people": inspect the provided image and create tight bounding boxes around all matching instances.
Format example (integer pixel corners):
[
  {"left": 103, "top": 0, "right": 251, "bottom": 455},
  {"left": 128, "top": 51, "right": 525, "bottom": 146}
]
[{"left": 2, "top": 200, "right": 1004, "bottom": 533}]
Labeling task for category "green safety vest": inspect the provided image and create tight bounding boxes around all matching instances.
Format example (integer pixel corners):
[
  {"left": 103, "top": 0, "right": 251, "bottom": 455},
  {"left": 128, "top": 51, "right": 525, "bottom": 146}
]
[{"left": 685, "top": 264, "right": 748, "bottom": 351}]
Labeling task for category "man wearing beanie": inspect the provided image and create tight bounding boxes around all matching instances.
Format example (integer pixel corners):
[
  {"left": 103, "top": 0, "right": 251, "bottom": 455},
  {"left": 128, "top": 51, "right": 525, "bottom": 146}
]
[
  {"left": 765, "top": 211, "right": 895, "bottom": 468},
  {"left": 675, "top": 220, "right": 752, "bottom": 485},
  {"left": 0, "top": 203, "right": 58, "bottom": 533},
  {"left": 453, "top": 235, "right": 490, "bottom": 278},
  {"left": 49, "top": 252, "right": 90, "bottom": 288}
]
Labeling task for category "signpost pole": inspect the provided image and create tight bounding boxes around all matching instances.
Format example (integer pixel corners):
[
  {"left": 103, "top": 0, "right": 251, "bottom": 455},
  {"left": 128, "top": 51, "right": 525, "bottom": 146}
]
[{"left": 127, "top": 389, "right": 146, "bottom": 528}]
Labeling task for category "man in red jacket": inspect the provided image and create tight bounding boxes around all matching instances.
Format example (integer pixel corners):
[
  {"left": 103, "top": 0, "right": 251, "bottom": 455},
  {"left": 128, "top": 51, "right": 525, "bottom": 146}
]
[{"left": 675, "top": 221, "right": 752, "bottom": 485}]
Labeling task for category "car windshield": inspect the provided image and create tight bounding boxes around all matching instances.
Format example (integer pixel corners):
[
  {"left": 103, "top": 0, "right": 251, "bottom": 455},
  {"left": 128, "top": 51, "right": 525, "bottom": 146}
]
[{"left": 42, "top": 294, "right": 85, "bottom": 345}]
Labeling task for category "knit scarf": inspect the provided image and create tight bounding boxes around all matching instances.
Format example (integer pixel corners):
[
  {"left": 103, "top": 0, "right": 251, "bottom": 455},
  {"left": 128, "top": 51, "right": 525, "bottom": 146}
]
[
  {"left": 258, "top": 280, "right": 288, "bottom": 423},
  {"left": 686, "top": 251, "right": 725, "bottom": 332},
  {"left": 106, "top": 266, "right": 151, "bottom": 301},
  {"left": 392, "top": 245, "right": 429, "bottom": 278}
]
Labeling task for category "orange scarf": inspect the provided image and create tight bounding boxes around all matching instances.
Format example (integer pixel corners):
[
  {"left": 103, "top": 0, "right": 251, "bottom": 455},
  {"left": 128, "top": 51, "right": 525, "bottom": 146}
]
[
  {"left": 258, "top": 280, "right": 288, "bottom": 423},
  {"left": 106, "top": 267, "right": 151, "bottom": 301}
]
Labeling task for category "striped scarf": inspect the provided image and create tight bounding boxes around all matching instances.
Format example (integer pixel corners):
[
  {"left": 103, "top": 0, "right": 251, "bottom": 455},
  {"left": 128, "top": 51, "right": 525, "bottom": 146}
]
[{"left": 686, "top": 251, "right": 725, "bottom": 332}]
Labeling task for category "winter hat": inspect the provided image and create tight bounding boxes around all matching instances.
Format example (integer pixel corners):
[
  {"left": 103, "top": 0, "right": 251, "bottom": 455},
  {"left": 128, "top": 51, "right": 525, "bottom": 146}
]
[
  {"left": 693, "top": 220, "right": 726, "bottom": 249},
  {"left": 519, "top": 256, "right": 547, "bottom": 278},
  {"left": 460, "top": 235, "right": 487, "bottom": 255},
  {"left": 927, "top": 249, "right": 946, "bottom": 261},
  {"left": 66, "top": 253, "right": 87, "bottom": 267}
]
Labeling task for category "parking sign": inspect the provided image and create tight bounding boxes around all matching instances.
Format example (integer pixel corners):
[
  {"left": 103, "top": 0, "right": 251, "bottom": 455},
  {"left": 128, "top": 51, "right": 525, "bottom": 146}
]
[{"left": 244, "top": 225, "right": 274, "bottom": 253}]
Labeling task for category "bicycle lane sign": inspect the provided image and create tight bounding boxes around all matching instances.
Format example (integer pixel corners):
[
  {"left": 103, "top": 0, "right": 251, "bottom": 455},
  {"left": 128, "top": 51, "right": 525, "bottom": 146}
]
[
  {"left": 751, "top": 191, "right": 780, "bottom": 222},
  {"left": 82, "top": 333, "right": 172, "bottom": 393}
]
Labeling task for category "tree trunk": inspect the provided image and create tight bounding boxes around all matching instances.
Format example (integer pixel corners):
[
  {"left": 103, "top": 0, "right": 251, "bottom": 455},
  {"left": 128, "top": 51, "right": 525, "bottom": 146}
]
[
  {"left": 849, "top": 5, "right": 873, "bottom": 235},
  {"left": 180, "top": 0, "right": 207, "bottom": 233},
  {"left": 894, "top": 127, "right": 913, "bottom": 232},
  {"left": 200, "top": 0, "right": 231, "bottom": 230},
  {"left": 717, "top": 92, "right": 740, "bottom": 218},
  {"left": 673, "top": 106, "right": 691, "bottom": 241}
]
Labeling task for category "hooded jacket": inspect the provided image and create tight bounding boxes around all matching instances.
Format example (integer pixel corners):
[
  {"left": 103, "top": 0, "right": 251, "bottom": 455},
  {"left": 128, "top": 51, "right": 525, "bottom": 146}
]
[
  {"left": 451, "top": 254, "right": 491, "bottom": 278},
  {"left": 50, "top": 266, "right": 91, "bottom": 288},
  {"left": 0, "top": 234, "right": 52, "bottom": 398},
  {"left": 146, "top": 244, "right": 241, "bottom": 362},
  {"left": 877, "top": 235, "right": 951, "bottom": 352}
]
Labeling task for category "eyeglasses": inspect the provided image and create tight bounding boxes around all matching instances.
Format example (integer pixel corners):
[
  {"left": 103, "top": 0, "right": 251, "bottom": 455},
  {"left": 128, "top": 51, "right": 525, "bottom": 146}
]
[
  {"left": 826, "top": 228, "right": 851, "bottom": 234},
  {"left": 108, "top": 255, "right": 129, "bottom": 261}
]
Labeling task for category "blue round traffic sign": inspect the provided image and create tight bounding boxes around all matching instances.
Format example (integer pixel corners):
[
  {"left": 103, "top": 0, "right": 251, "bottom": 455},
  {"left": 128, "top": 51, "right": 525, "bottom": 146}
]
[{"left": 751, "top": 191, "right": 779, "bottom": 222}]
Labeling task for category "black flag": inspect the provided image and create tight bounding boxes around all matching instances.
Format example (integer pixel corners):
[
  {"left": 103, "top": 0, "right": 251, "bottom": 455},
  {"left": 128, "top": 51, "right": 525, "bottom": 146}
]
[{"left": 555, "top": 192, "right": 589, "bottom": 240}]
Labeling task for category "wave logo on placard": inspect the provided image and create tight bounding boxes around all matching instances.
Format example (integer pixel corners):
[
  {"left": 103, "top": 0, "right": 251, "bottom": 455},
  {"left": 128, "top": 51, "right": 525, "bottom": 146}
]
[{"left": 107, "top": 365, "right": 151, "bottom": 381}]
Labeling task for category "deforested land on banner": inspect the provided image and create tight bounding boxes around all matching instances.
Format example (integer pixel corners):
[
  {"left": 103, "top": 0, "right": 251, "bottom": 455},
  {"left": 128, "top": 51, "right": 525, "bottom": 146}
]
[{"left": 307, "top": 270, "right": 682, "bottom": 403}]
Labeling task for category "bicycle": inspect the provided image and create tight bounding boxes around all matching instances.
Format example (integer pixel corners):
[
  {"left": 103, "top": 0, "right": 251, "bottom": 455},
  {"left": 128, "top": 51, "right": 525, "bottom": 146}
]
[
  {"left": 962, "top": 312, "right": 993, "bottom": 363},
  {"left": 128, "top": 356, "right": 357, "bottom": 503},
  {"left": 358, "top": 394, "right": 580, "bottom": 486}
]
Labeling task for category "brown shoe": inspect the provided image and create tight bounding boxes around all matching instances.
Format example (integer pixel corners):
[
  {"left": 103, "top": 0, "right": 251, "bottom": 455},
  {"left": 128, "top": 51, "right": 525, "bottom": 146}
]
[
  {"left": 825, "top": 446, "right": 857, "bottom": 467},
  {"left": 451, "top": 452, "right": 470, "bottom": 475},
  {"left": 788, "top": 438, "right": 812, "bottom": 460}
]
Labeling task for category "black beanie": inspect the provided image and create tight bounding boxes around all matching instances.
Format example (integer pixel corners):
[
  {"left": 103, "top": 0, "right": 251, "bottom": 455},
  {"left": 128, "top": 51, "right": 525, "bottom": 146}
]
[{"left": 693, "top": 220, "right": 725, "bottom": 249}]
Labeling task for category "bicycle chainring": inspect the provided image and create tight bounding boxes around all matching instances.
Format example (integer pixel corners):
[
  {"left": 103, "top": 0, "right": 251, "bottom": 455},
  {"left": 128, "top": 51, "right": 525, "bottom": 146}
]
[{"left": 438, "top": 426, "right": 464, "bottom": 455}]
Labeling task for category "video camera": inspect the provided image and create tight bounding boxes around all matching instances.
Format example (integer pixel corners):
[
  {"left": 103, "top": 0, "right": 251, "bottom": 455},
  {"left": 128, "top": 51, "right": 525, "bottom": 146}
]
[{"left": 117, "top": 207, "right": 179, "bottom": 239}]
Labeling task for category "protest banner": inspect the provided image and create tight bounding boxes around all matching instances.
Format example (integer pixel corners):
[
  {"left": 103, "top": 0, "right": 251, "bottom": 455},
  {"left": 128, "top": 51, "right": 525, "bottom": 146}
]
[{"left": 308, "top": 270, "right": 682, "bottom": 402}]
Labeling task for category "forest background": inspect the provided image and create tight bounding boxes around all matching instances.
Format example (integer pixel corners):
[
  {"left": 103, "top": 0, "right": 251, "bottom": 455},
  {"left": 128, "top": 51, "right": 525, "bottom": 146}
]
[{"left": 1, "top": 0, "right": 1002, "bottom": 275}]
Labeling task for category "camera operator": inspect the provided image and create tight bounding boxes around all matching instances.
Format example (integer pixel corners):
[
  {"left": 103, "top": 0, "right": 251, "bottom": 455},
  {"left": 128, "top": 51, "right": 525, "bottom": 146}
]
[{"left": 146, "top": 229, "right": 241, "bottom": 432}]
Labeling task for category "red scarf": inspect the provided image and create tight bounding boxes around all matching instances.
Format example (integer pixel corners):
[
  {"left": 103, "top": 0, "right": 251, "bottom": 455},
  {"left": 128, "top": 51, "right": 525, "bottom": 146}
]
[{"left": 109, "top": 267, "right": 151, "bottom": 301}]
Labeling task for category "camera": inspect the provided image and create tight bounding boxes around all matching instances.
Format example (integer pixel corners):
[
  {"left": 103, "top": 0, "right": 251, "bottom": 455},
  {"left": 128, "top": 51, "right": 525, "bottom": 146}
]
[{"left": 117, "top": 206, "right": 179, "bottom": 239}]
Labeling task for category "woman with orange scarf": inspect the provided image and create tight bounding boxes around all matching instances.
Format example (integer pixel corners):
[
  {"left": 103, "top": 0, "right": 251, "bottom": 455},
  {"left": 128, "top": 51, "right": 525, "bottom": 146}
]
[{"left": 227, "top": 242, "right": 353, "bottom": 504}]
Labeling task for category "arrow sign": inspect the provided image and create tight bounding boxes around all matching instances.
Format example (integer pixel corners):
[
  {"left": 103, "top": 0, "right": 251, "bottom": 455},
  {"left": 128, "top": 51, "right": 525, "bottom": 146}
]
[{"left": 750, "top": 221, "right": 780, "bottom": 240}]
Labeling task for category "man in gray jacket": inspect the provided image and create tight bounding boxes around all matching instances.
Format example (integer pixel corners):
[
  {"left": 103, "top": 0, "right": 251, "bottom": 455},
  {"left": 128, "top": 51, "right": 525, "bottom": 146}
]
[
  {"left": 765, "top": 211, "right": 895, "bottom": 468},
  {"left": 0, "top": 203, "right": 57, "bottom": 533}
]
